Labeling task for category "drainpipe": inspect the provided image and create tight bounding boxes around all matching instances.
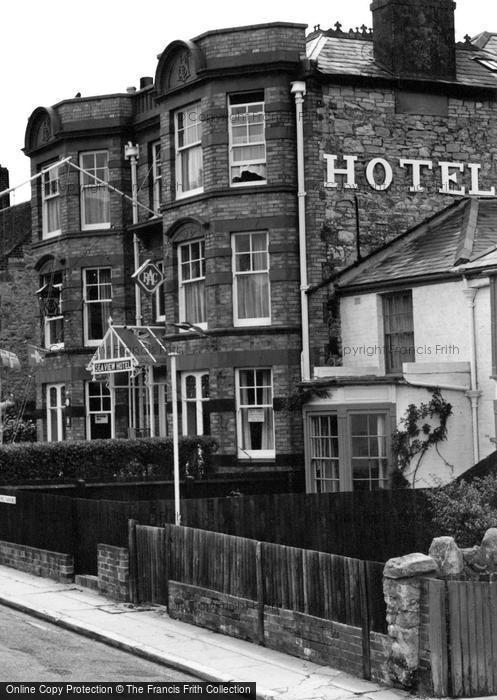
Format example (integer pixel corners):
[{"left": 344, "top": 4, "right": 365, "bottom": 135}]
[
  {"left": 462, "top": 277, "right": 481, "bottom": 462},
  {"left": 291, "top": 81, "right": 310, "bottom": 381},
  {"left": 124, "top": 142, "right": 142, "bottom": 327}
]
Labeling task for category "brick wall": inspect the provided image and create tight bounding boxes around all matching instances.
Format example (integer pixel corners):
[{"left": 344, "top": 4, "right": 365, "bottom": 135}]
[
  {"left": 168, "top": 581, "right": 260, "bottom": 642},
  {"left": 97, "top": 543, "right": 129, "bottom": 601},
  {"left": 168, "top": 580, "right": 377, "bottom": 680},
  {"left": 0, "top": 539, "right": 73, "bottom": 582}
]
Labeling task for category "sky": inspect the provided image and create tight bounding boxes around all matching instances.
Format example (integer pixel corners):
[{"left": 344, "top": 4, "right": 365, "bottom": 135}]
[{"left": 2, "top": 0, "right": 497, "bottom": 201}]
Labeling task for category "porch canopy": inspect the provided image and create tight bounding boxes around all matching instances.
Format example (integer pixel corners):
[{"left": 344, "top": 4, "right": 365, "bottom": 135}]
[{"left": 87, "top": 325, "right": 169, "bottom": 379}]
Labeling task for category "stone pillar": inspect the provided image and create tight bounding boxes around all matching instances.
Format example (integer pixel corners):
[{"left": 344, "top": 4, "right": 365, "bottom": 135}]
[{"left": 383, "top": 553, "right": 438, "bottom": 689}]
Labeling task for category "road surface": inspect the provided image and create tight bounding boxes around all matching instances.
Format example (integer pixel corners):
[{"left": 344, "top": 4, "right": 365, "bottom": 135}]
[{"left": 0, "top": 604, "right": 197, "bottom": 682}]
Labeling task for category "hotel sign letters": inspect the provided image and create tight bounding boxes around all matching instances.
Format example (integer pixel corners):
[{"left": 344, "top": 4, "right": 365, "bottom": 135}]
[
  {"left": 324, "top": 154, "right": 496, "bottom": 196},
  {"left": 93, "top": 359, "right": 133, "bottom": 374}
]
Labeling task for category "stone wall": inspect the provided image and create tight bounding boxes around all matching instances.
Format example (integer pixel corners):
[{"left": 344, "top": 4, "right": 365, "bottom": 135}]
[
  {"left": 97, "top": 544, "right": 129, "bottom": 601},
  {"left": 0, "top": 539, "right": 74, "bottom": 582}
]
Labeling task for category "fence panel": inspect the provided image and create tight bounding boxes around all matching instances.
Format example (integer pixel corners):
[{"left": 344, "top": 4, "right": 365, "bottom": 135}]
[
  {"left": 447, "top": 580, "right": 497, "bottom": 697},
  {"left": 136, "top": 525, "right": 167, "bottom": 604}
]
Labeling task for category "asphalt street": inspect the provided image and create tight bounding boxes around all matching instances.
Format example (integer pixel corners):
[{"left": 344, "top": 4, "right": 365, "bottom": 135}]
[{"left": 0, "top": 604, "right": 197, "bottom": 683}]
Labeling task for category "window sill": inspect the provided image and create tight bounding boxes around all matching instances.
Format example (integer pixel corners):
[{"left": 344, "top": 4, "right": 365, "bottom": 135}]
[
  {"left": 42, "top": 230, "right": 62, "bottom": 240},
  {"left": 231, "top": 180, "right": 267, "bottom": 188},
  {"left": 234, "top": 319, "right": 271, "bottom": 328},
  {"left": 237, "top": 451, "right": 276, "bottom": 461},
  {"left": 175, "top": 188, "right": 204, "bottom": 201},
  {"left": 81, "top": 223, "right": 111, "bottom": 232}
]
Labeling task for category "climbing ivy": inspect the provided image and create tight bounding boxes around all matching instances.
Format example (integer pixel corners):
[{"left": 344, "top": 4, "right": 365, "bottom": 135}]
[{"left": 392, "top": 389, "right": 453, "bottom": 488}]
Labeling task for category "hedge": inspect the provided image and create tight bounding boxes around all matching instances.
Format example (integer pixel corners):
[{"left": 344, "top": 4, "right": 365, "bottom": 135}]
[{"left": 0, "top": 436, "right": 218, "bottom": 485}]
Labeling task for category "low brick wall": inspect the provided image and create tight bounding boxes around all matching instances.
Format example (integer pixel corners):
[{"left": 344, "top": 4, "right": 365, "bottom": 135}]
[
  {"left": 0, "top": 539, "right": 73, "bottom": 582},
  {"left": 168, "top": 580, "right": 390, "bottom": 679},
  {"left": 264, "top": 605, "right": 364, "bottom": 676},
  {"left": 168, "top": 581, "right": 260, "bottom": 642},
  {"left": 97, "top": 544, "right": 129, "bottom": 602}
]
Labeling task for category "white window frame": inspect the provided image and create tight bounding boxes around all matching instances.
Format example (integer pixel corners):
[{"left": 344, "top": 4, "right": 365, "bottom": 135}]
[
  {"left": 178, "top": 239, "right": 206, "bottom": 329},
  {"left": 181, "top": 371, "right": 209, "bottom": 436},
  {"left": 232, "top": 232, "right": 271, "bottom": 327},
  {"left": 41, "top": 164, "right": 61, "bottom": 239},
  {"left": 80, "top": 150, "right": 110, "bottom": 230},
  {"left": 152, "top": 140, "right": 162, "bottom": 214},
  {"left": 304, "top": 405, "right": 394, "bottom": 493},
  {"left": 175, "top": 102, "right": 203, "bottom": 199},
  {"left": 154, "top": 260, "right": 165, "bottom": 322},
  {"left": 46, "top": 383, "right": 65, "bottom": 442},
  {"left": 235, "top": 368, "right": 275, "bottom": 460},
  {"left": 83, "top": 267, "right": 112, "bottom": 347},
  {"left": 86, "top": 380, "right": 114, "bottom": 439},
  {"left": 229, "top": 96, "right": 266, "bottom": 187},
  {"left": 38, "top": 271, "right": 64, "bottom": 351}
]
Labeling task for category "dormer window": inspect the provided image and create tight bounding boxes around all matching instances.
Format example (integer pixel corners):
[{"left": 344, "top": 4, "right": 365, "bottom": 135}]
[{"left": 229, "top": 92, "right": 266, "bottom": 186}]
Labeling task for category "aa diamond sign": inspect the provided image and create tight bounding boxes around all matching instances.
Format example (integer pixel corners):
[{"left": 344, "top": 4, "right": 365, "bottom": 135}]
[{"left": 132, "top": 259, "right": 164, "bottom": 295}]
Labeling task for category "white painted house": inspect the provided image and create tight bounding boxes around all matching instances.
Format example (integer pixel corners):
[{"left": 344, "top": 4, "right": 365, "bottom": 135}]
[{"left": 303, "top": 198, "right": 497, "bottom": 491}]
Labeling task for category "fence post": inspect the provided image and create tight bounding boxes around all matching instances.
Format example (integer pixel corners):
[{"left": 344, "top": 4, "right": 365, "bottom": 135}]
[
  {"left": 256, "top": 541, "right": 265, "bottom": 646},
  {"left": 359, "top": 560, "right": 371, "bottom": 680},
  {"left": 128, "top": 519, "right": 139, "bottom": 605}
]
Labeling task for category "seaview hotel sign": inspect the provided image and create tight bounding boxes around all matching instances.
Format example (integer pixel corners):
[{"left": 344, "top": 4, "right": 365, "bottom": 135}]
[{"left": 324, "top": 155, "right": 496, "bottom": 196}]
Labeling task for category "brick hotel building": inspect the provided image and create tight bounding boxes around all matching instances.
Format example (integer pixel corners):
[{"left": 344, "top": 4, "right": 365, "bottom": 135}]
[{"left": 20, "top": 0, "right": 497, "bottom": 484}]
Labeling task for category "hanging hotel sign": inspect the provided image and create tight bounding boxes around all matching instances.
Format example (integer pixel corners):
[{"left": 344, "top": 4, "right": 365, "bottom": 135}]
[
  {"left": 132, "top": 259, "right": 164, "bottom": 296},
  {"left": 92, "top": 358, "right": 134, "bottom": 374},
  {"left": 324, "top": 154, "right": 496, "bottom": 196}
]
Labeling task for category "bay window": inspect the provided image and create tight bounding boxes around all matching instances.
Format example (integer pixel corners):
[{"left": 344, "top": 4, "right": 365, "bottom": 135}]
[
  {"left": 232, "top": 232, "right": 270, "bottom": 326},
  {"left": 46, "top": 384, "right": 65, "bottom": 442},
  {"left": 181, "top": 371, "right": 210, "bottom": 436},
  {"left": 38, "top": 271, "right": 64, "bottom": 350},
  {"left": 80, "top": 151, "right": 110, "bottom": 229},
  {"left": 236, "top": 368, "right": 275, "bottom": 459},
  {"left": 305, "top": 406, "right": 393, "bottom": 492},
  {"left": 83, "top": 268, "right": 112, "bottom": 346},
  {"left": 178, "top": 240, "right": 206, "bottom": 327},
  {"left": 229, "top": 92, "right": 266, "bottom": 185},
  {"left": 175, "top": 103, "right": 203, "bottom": 198},
  {"left": 41, "top": 164, "right": 61, "bottom": 238}
]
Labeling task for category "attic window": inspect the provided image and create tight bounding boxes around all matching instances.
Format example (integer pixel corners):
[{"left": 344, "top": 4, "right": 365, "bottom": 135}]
[{"left": 474, "top": 58, "right": 497, "bottom": 72}]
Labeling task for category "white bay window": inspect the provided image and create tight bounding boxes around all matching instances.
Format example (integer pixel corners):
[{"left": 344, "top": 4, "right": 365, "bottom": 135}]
[
  {"left": 236, "top": 368, "right": 275, "bottom": 459},
  {"left": 80, "top": 151, "right": 110, "bottom": 229},
  {"left": 179, "top": 240, "right": 206, "bottom": 327},
  {"left": 175, "top": 103, "right": 203, "bottom": 198},
  {"left": 233, "top": 232, "right": 270, "bottom": 326},
  {"left": 41, "top": 164, "right": 61, "bottom": 238},
  {"left": 83, "top": 268, "right": 112, "bottom": 346},
  {"left": 229, "top": 93, "right": 266, "bottom": 186}
]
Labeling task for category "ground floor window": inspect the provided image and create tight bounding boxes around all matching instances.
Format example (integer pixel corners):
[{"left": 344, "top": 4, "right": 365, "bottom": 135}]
[
  {"left": 306, "top": 405, "right": 393, "bottom": 492},
  {"left": 46, "top": 383, "right": 65, "bottom": 442},
  {"left": 86, "top": 381, "right": 112, "bottom": 439},
  {"left": 236, "top": 368, "right": 274, "bottom": 459},
  {"left": 181, "top": 371, "right": 209, "bottom": 436}
]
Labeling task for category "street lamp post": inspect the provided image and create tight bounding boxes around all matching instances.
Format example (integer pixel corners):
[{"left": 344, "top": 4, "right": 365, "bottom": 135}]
[
  {"left": 169, "top": 348, "right": 181, "bottom": 526},
  {"left": 168, "top": 322, "right": 208, "bottom": 528}
]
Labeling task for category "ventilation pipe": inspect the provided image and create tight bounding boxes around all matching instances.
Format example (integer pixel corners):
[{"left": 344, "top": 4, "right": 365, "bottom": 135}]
[{"left": 462, "top": 277, "right": 481, "bottom": 463}]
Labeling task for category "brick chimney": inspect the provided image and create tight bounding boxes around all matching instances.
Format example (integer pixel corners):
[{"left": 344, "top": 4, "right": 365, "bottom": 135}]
[
  {"left": 0, "top": 165, "right": 9, "bottom": 209},
  {"left": 370, "top": 0, "right": 456, "bottom": 80}
]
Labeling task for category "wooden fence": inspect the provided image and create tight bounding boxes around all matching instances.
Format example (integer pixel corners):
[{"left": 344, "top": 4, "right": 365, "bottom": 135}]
[
  {"left": 429, "top": 578, "right": 497, "bottom": 697},
  {"left": 133, "top": 522, "right": 387, "bottom": 633},
  {"left": 0, "top": 487, "right": 434, "bottom": 574}
]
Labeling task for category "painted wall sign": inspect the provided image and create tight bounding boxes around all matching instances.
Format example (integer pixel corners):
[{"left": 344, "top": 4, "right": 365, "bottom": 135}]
[
  {"left": 93, "top": 359, "right": 133, "bottom": 374},
  {"left": 323, "top": 154, "right": 496, "bottom": 196},
  {"left": 0, "top": 495, "right": 16, "bottom": 504}
]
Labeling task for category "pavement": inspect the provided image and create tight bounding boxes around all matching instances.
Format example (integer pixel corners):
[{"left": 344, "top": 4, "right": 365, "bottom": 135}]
[{"left": 0, "top": 564, "right": 418, "bottom": 700}]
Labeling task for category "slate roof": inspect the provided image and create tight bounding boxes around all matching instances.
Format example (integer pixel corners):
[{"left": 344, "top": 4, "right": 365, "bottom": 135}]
[
  {"left": 333, "top": 198, "right": 497, "bottom": 291},
  {"left": 0, "top": 201, "right": 31, "bottom": 262},
  {"left": 472, "top": 32, "right": 497, "bottom": 56},
  {"left": 309, "top": 35, "right": 497, "bottom": 89}
]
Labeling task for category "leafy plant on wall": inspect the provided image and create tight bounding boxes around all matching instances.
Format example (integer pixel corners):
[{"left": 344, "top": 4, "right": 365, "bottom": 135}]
[{"left": 392, "top": 389, "right": 453, "bottom": 488}]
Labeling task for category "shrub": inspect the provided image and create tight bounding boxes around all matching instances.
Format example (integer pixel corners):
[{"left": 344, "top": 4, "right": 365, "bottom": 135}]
[
  {"left": 0, "top": 436, "right": 218, "bottom": 485},
  {"left": 426, "top": 474, "right": 497, "bottom": 547},
  {"left": 2, "top": 408, "right": 37, "bottom": 443}
]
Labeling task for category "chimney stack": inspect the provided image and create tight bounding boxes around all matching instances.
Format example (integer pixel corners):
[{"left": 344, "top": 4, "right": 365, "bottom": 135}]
[{"left": 370, "top": 0, "right": 456, "bottom": 80}]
